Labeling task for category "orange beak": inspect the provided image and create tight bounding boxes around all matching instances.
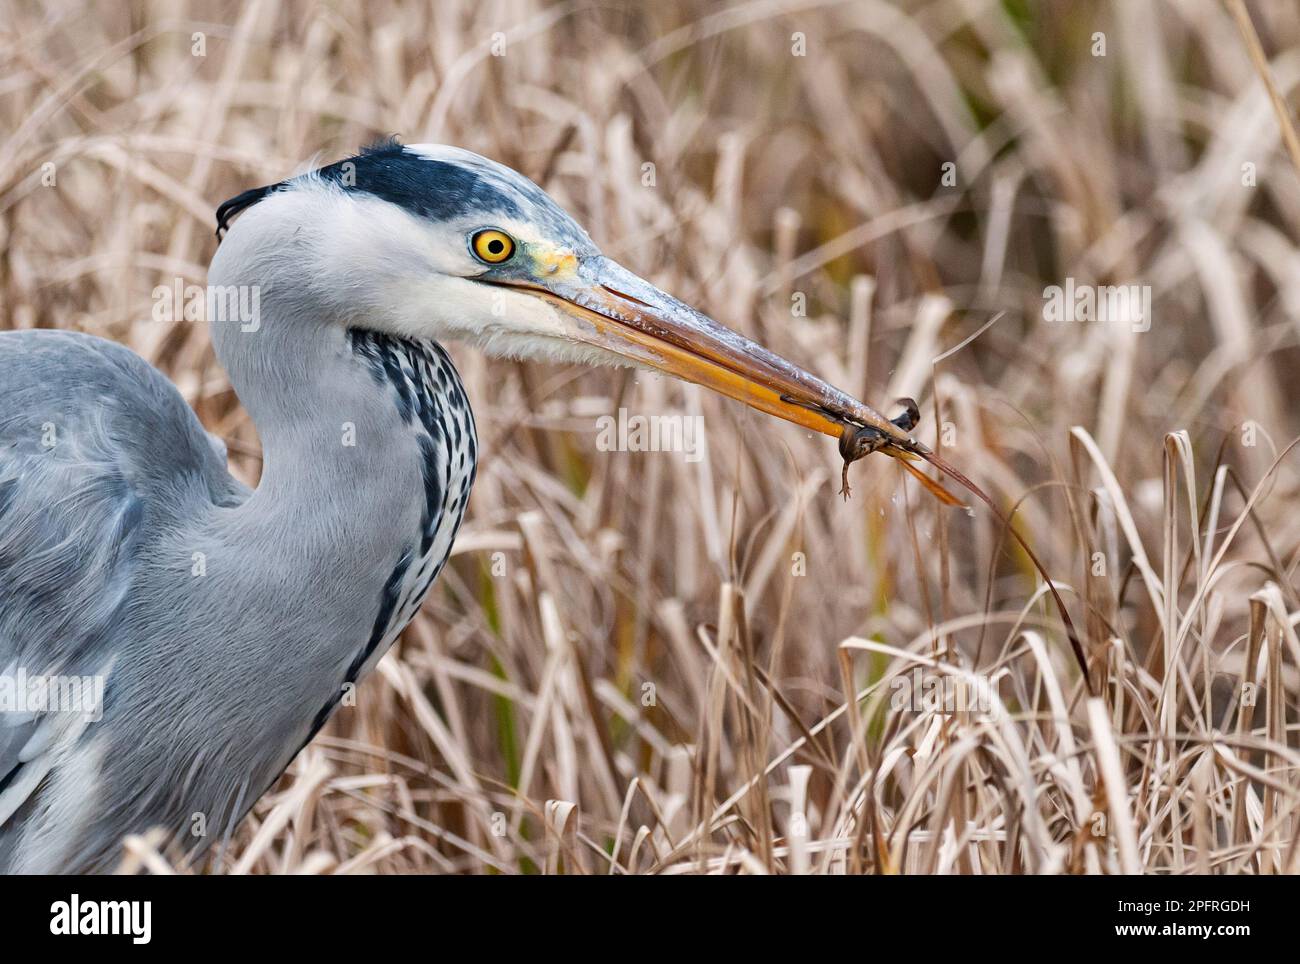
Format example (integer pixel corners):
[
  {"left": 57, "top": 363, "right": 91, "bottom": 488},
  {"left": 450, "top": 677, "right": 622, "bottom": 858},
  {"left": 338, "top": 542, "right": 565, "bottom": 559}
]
[
  {"left": 486, "top": 255, "right": 961, "bottom": 504},
  {"left": 494, "top": 256, "right": 916, "bottom": 438}
]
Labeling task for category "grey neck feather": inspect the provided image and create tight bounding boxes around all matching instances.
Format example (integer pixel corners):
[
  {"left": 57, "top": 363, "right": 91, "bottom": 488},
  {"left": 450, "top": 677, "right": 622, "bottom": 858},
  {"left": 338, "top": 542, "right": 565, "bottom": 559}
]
[{"left": 209, "top": 304, "right": 426, "bottom": 580}]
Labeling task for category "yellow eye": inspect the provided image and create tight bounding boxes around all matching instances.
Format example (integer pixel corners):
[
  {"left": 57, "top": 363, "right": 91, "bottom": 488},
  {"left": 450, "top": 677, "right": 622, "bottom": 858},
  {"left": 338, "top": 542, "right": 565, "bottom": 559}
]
[{"left": 471, "top": 229, "right": 515, "bottom": 264}]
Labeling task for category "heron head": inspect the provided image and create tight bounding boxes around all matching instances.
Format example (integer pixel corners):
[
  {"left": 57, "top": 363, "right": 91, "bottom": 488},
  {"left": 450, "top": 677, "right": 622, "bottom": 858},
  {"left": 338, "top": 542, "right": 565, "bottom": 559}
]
[{"left": 213, "top": 139, "right": 914, "bottom": 446}]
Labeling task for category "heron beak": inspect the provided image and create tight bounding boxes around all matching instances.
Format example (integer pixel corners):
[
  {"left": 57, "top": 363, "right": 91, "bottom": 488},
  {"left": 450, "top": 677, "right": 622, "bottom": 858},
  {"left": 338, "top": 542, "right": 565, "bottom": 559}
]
[{"left": 495, "top": 255, "right": 920, "bottom": 447}]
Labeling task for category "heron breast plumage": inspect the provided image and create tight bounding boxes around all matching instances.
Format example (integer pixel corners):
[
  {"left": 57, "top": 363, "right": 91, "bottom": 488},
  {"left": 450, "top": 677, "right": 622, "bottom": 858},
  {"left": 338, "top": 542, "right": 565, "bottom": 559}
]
[{"left": 336, "top": 330, "right": 477, "bottom": 697}]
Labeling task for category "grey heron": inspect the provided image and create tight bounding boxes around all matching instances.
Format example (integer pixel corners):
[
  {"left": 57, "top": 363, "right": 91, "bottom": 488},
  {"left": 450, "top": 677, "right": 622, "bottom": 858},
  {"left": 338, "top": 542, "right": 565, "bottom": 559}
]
[{"left": 0, "top": 139, "right": 925, "bottom": 873}]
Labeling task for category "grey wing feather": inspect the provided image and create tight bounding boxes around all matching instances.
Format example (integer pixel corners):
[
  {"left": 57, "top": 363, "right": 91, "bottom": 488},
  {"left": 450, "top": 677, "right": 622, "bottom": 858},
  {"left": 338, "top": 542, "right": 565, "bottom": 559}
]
[{"left": 0, "top": 329, "right": 246, "bottom": 855}]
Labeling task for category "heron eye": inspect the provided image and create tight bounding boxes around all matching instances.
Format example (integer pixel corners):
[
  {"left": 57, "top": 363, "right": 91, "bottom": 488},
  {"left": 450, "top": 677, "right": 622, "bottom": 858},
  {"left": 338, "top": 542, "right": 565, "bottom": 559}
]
[{"left": 471, "top": 229, "right": 515, "bottom": 264}]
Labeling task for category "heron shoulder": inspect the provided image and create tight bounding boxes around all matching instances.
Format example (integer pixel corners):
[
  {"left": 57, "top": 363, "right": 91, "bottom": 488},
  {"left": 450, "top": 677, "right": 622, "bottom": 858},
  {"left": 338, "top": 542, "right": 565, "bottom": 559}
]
[
  {"left": 0, "top": 329, "right": 252, "bottom": 867},
  {"left": 0, "top": 329, "right": 243, "bottom": 506},
  {"left": 0, "top": 328, "right": 247, "bottom": 684}
]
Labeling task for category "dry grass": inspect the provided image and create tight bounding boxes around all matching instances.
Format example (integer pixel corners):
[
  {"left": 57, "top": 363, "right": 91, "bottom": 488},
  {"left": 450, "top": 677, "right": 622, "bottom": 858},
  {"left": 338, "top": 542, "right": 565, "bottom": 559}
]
[{"left": 5, "top": 0, "right": 1300, "bottom": 874}]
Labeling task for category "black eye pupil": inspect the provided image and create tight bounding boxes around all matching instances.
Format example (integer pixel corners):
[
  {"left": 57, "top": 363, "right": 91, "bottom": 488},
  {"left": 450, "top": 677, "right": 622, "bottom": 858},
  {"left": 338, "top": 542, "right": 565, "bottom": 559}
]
[{"left": 488, "top": 239, "right": 503, "bottom": 254}]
